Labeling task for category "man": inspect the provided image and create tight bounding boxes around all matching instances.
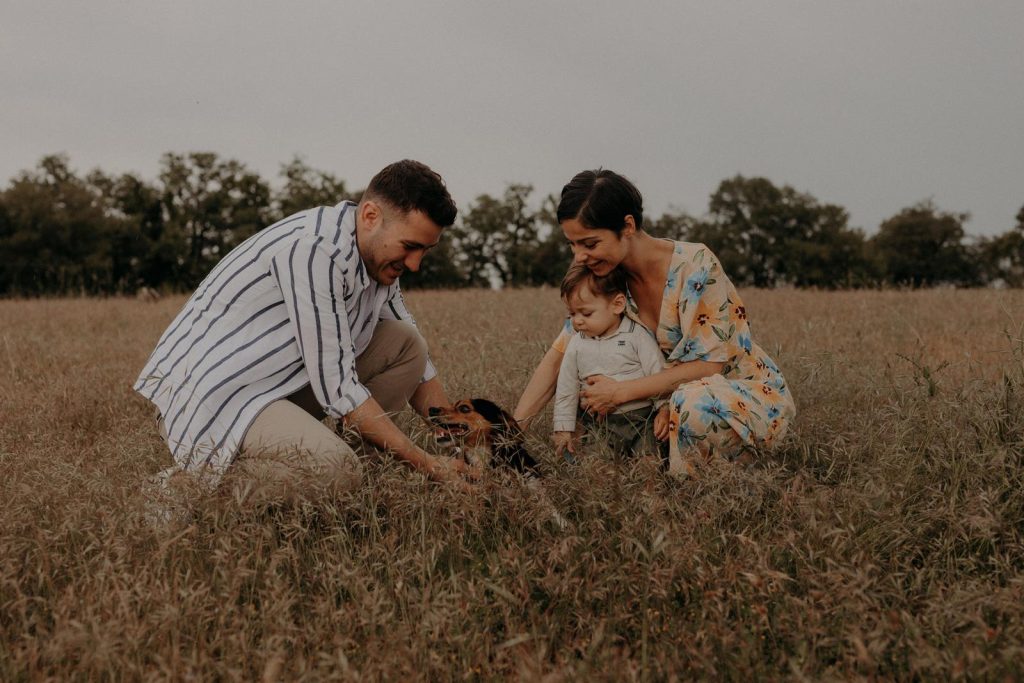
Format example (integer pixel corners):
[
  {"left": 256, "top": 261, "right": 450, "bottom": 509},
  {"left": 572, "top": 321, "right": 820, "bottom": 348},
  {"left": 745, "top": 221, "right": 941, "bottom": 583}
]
[{"left": 135, "top": 160, "right": 472, "bottom": 503}]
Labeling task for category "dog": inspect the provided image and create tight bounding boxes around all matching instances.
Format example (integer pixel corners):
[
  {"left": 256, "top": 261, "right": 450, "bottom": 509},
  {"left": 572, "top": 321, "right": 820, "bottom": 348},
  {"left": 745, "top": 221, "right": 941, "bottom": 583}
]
[
  {"left": 429, "top": 398, "right": 567, "bottom": 529},
  {"left": 428, "top": 399, "right": 540, "bottom": 477}
]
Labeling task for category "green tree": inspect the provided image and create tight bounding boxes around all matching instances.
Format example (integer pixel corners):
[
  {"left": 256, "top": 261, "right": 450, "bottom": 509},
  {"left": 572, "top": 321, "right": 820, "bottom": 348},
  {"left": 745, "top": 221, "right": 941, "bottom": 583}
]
[
  {"left": 976, "top": 205, "right": 1024, "bottom": 287},
  {"left": 87, "top": 170, "right": 175, "bottom": 290},
  {"left": 647, "top": 210, "right": 703, "bottom": 241},
  {"left": 0, "top": 155, "right": 113, "bottom": 294},
  {"left": 457, "top": 184, "right": 542, "bottom": 287},
  {"left": 159, "top": 152, "right": 271, "bottom": 287},
  {"left": 274, "top": 157, "right": 360, "bottom": 220},
  {"left": 524, "top": 195, "right": 573, "bottom": 286},
  {"left": 871, "top": 200, "right": 979, "bottom": 287},
  {"left": 705, "top": 175, "right": 872, "bottom": 287}
]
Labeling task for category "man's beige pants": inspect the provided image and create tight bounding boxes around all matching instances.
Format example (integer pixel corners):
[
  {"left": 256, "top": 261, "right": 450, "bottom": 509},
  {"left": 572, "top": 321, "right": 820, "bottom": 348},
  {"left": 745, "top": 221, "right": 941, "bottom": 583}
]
[{"left": 225, "top": 320, "right": 428, "bottom": 505}]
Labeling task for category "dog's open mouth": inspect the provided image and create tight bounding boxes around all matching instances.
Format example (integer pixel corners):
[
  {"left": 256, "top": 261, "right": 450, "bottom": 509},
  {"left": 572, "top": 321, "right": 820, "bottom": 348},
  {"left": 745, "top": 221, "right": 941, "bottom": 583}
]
[{"left": 433, "top": 422, "right": 470, "bottom": 443}]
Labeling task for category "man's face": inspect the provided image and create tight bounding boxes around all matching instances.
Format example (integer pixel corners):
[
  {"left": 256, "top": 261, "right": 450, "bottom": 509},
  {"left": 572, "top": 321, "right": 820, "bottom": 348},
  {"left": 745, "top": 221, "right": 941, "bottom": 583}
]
[{"left": 358, "top": 201, "right": 443, "bottom": 285}]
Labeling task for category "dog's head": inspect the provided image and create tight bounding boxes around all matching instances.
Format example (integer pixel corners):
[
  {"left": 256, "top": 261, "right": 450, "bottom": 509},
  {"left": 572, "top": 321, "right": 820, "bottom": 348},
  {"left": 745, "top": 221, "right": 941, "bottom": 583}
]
[{"left": 428, "top": 399, "right": 539, "bottom": 476}]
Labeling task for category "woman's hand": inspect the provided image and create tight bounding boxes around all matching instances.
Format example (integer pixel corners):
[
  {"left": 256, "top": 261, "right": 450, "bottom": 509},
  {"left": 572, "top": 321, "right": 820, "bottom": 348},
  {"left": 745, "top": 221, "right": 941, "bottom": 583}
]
[
  {"left": 580, "top": 375, "right": 623, "bottom": 416},
  {"left": 654, "top": 405, "right": 671, "bottom": 441}
]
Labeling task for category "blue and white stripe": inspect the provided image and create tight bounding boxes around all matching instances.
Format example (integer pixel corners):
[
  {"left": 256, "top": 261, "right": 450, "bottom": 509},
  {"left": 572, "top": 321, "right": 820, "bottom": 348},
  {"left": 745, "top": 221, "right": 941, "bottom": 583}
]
[{"left": 134, "top": 201, "right": 435, "bottom": 475}]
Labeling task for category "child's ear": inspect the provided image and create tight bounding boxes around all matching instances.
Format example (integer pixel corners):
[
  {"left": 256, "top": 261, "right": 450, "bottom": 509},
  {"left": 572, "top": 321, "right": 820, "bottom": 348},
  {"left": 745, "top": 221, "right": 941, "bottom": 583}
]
[{"left": 612, "top": 293, "right": 627, "bottom": 314}]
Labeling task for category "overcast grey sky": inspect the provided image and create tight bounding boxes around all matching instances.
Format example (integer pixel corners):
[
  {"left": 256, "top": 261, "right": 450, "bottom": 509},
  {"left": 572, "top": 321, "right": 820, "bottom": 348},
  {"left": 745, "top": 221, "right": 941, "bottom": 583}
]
[{"left": 2, "top": 1, "right": 1022, "bottom": 236}]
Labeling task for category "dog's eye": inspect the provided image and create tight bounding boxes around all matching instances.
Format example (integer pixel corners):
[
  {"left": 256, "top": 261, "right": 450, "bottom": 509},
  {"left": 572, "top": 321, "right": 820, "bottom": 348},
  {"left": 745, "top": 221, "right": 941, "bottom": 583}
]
[{"left": 458, "top": 404, "right": 471, "bottom": 413}]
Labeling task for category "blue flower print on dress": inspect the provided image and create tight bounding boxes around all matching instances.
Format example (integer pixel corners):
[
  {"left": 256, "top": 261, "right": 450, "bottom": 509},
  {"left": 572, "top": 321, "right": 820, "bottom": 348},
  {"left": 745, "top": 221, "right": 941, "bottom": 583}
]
[
  {"left": 665, "top": 264, "right": 681, "bottom": 291},
  {"left": 678, "top": 421, "right": 700, "bottom": 449},
  {"left": 684, "top": 267, "right": 710, "bottom": 305},
  {"left": 736, "top": 332, "right": 752, "bottom": 354},
  {"left": 670, "top": 336, "right": 707, "bottom": 362},
  {"left": 665, "top": 325, "right": 683, "bottom": 349},
  {"left": 730, "top": 381, "right": 754, "bottom": 401},
  {"left": 696, "top": 394, "right": 730, "bottom": 425}
]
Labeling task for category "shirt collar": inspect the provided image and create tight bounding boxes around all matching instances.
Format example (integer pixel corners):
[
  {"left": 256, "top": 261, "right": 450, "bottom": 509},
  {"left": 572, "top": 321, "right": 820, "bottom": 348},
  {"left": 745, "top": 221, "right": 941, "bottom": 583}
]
[
  {"left": 580, "top": 315, "right": 634, "bottom": 341},
  {"left": 339, "top": 200, "right": 369, "bottom": 289}
]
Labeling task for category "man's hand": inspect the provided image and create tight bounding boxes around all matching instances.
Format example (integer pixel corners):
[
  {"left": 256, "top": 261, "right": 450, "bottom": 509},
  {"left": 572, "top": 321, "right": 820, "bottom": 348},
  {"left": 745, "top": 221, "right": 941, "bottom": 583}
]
[
  {"left": 654, "top": 405, "right": 672, "bottom": 441},
  {"left": 580, "top": 375, "right": 622, "bottom": 416},
  {"left": 425, "top": 454, "right": 482, "bottom": 484},
  {"left": 345, "top": 396, "right": 477, "bottom": 486}
]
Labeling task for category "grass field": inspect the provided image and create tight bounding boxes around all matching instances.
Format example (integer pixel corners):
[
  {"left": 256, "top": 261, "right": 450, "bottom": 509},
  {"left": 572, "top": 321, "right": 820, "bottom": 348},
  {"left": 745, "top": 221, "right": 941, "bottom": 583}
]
[{"left": 2, "top": 288, "right": 1023, "bottom": 680}]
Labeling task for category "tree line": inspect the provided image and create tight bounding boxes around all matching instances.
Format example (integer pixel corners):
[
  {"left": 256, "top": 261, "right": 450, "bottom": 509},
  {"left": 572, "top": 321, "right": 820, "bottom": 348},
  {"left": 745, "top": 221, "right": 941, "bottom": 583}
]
[{"left": 0, "top": 152, "right": 1021, "bottom": 295}]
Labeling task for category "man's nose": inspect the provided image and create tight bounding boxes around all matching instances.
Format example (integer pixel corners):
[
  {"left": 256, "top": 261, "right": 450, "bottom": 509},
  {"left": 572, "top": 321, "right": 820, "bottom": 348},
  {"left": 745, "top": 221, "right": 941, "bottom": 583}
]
[{"left": 405, "top": 251, "right": 425, "bottom": 272}]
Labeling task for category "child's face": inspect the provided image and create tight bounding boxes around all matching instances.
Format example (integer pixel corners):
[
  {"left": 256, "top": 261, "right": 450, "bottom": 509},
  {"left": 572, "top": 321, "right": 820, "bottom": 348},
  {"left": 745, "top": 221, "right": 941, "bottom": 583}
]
[{"left": 565, "top": 285, "right": 626, "bottom": 338}]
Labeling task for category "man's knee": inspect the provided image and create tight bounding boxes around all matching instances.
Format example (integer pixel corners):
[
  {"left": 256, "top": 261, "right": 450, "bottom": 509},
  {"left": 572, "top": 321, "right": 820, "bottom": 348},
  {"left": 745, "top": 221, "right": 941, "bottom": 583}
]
[
  {"left": 227, "top": 446, "right": 363, "bottom": 506},
  {"left": 376, "top": 320, "right": 428, "bottom": 371}
]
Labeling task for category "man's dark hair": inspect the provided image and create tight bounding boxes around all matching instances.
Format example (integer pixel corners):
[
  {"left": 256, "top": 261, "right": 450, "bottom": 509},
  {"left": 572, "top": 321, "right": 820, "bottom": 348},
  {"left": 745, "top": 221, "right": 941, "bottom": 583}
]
[
  {"left": 556, "top": 168, "right": 644, "bottom": 234},
  {"left": 363, "top": 160, "right": 457, "bottom": 227},
  {"left": 560, "top": 262, "right": 629, "bottom": 302}
]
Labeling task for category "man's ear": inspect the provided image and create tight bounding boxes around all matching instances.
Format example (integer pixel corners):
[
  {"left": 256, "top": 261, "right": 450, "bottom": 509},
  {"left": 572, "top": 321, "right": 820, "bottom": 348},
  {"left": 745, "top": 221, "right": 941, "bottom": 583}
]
[
  {"left": 612, "top": 293, "right": 627, "bottom": 314},
  {"left": 359, "top": 200, "right": 382, "bottom": 232}
]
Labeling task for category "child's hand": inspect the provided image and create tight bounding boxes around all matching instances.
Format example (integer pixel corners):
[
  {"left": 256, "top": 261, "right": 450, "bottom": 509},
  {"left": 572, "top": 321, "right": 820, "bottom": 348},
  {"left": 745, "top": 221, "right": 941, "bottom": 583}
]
[
  {"left": 552, "top": 431, "right": 576, "bottom": 457},
  {"left": 654, "top": 406, "right": 671, "bottom": 441}
]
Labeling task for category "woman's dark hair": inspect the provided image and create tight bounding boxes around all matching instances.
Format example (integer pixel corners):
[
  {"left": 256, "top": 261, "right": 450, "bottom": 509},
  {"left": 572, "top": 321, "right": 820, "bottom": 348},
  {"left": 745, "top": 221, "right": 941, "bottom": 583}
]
[
  {"left": 560, "top": 262, "right": 628, "bottom": 302},
  {"left": 556, "top": 169, "right": 643, "bottom": 234},
  {"left": 363, "top": 159, "right": 458, "bottom": 227}
]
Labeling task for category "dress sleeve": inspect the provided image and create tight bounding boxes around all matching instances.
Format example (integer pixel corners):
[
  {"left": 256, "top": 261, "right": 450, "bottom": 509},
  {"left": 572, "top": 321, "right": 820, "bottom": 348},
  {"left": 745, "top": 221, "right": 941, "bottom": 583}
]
[
  {"left": 552, "top": 335, "right": 581, "bottom": 432},
  {"left": 551, "top": 317, "right": 573, "bottom": 353},
  {"left": 379, "top": 285, "right": 437, "bottom": 383},
  {"left": 270, "top": 235, "right": 371, "bottom": 417},
  {"left": 665, "top": 244, "right": 747, "bottom": 365}
]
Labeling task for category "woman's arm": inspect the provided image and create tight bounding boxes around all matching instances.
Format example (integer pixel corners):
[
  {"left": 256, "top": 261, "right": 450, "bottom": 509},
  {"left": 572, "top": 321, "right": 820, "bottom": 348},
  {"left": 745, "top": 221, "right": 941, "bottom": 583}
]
[
  {"left": 581, "top": 359, "right": 725, "bottom": 415},
  {"left": 513, "top": 346, "right": 564, "bottom": 425}
]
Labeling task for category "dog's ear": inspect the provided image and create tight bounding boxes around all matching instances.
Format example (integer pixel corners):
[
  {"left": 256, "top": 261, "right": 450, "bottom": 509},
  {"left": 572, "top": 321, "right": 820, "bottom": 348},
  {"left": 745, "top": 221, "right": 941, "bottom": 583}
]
[
  {"left": 470, "top": 398, "right": 539, "bottom": 477},
  {"left": 469, "top": 398, "right": 522, "bottom": 435}
]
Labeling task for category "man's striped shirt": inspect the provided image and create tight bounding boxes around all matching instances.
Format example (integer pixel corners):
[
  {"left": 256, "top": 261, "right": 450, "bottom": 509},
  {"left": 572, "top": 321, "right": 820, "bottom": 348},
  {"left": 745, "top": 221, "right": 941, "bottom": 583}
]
[{"left": 134, "top": 201, "right": 435, "bottom": 475}]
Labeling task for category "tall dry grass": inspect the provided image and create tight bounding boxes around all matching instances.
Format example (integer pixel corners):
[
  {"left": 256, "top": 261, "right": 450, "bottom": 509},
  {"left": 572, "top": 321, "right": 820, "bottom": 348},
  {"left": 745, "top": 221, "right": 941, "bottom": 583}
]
[{"left": 1, "top": 288, "right": 1023, "bottom": 680}]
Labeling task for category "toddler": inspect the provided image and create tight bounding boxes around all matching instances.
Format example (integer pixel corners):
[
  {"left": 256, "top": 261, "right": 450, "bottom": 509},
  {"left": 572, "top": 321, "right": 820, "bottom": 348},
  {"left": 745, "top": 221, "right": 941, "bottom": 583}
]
[{"left": 552, "top": 263, "right": 666, "bottom": 460}]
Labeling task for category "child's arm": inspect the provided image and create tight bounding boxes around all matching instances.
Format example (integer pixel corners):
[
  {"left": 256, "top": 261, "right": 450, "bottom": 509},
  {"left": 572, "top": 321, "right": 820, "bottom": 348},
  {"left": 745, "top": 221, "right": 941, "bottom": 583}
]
[
  {"left": 552, "top": 338, "right": 584, "bottom": 457},
  {"left": 552, "top": 337, "right": 582, "bottom": 433}
]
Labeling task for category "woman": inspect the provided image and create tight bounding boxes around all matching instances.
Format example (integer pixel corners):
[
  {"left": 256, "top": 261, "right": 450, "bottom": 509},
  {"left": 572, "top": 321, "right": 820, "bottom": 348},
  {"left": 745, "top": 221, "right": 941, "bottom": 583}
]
[{"left": 513, "top": 170, "right": 795, "bottom": 475}]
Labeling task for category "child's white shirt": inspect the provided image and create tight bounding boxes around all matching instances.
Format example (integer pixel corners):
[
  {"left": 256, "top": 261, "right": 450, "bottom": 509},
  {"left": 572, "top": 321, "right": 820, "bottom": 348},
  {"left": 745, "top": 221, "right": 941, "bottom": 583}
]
[{"left": 552, "top": 317, "right": 666, "bottom": 432}]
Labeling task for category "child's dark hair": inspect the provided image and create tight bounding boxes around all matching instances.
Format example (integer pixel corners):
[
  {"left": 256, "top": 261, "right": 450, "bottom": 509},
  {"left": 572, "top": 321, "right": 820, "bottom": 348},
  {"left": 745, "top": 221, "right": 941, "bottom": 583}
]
[
  {"left": 362, "top": 159, "right": 457, "bottom": 227},
  {"left": 560, "top": 263, "right": 629, "bottom": 302},
  {"left": 556, "top": 168, "right": 643, "bottom": 233}
]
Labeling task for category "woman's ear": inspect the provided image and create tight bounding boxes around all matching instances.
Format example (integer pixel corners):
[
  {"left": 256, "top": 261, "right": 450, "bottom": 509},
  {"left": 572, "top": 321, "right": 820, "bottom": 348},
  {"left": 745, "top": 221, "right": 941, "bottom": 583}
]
[{"left": 621, "top": 215, "right": 637, "bottom": 237}]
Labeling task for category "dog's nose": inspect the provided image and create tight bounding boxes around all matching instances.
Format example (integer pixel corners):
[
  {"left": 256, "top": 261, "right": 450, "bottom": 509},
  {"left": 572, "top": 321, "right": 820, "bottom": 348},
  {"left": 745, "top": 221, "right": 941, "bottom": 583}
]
[{"left": 428, "top": 406, "right": 442, "bottom": 417}]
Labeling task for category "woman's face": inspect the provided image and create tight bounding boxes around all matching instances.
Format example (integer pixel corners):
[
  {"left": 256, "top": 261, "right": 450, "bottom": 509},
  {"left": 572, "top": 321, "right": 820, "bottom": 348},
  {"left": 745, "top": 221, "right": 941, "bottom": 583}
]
[{"left": 561, "top": 218, "right": 629, "bottom": 276}]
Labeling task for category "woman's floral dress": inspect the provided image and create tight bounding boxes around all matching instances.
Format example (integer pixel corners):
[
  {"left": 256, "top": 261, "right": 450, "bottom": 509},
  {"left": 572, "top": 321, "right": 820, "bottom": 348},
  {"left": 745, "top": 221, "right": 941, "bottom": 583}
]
[{"left": 553, "top": 241, "right": 796, "bottom": 475}]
